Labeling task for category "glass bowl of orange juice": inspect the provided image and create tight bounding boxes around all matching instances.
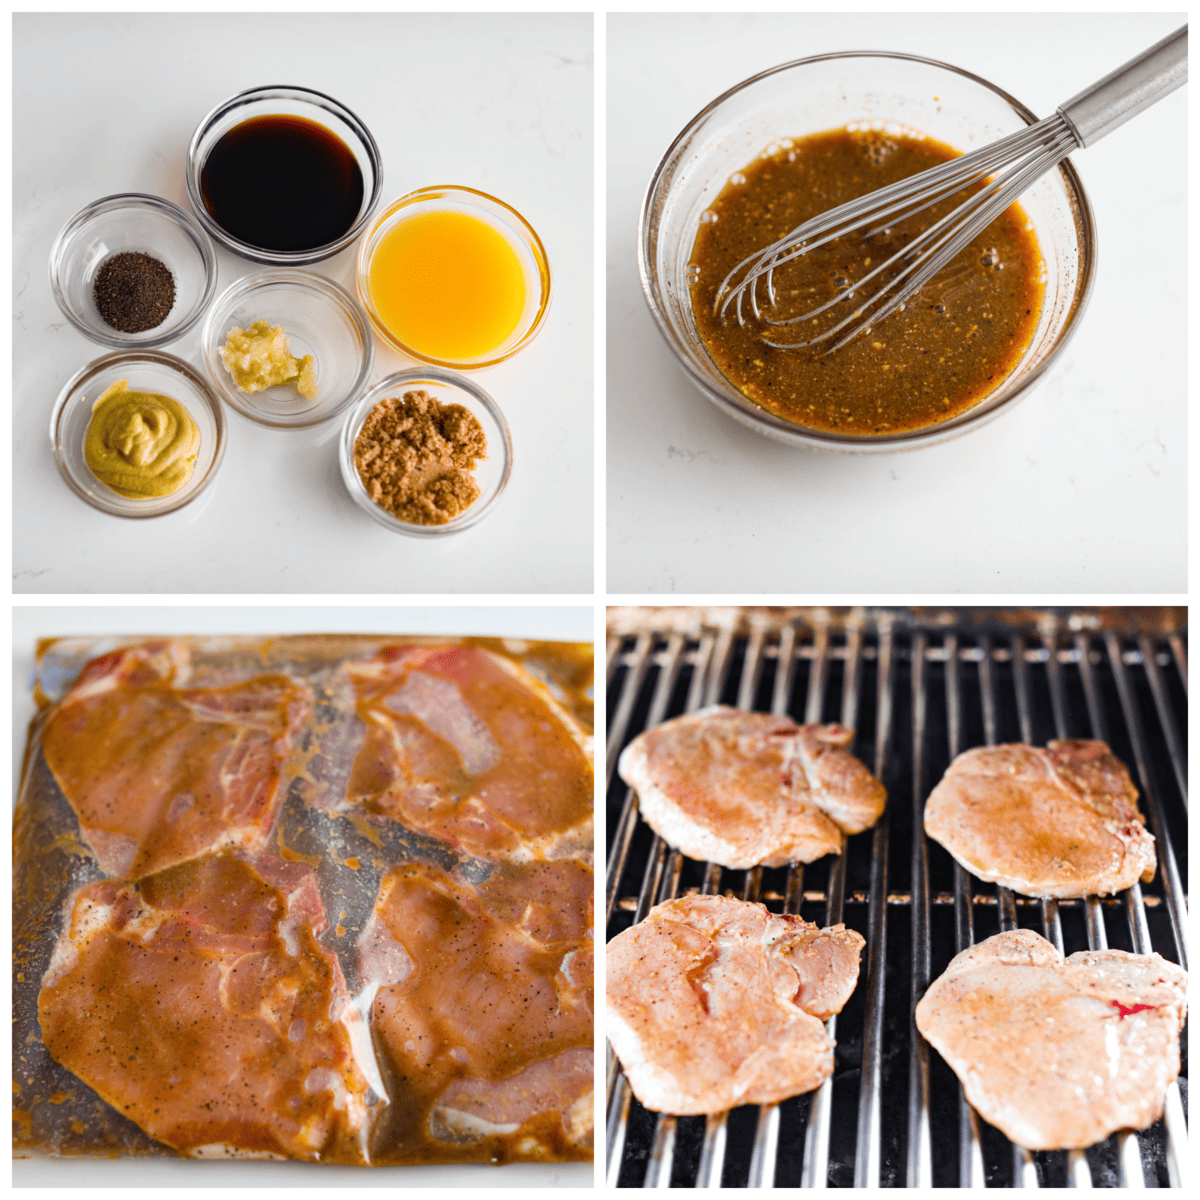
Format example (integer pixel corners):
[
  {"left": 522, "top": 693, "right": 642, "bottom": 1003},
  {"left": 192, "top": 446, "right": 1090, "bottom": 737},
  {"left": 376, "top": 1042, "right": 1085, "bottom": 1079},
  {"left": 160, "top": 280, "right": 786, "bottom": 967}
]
[{"left": 355, "top": 185, "right": 551, "bottom": 370}]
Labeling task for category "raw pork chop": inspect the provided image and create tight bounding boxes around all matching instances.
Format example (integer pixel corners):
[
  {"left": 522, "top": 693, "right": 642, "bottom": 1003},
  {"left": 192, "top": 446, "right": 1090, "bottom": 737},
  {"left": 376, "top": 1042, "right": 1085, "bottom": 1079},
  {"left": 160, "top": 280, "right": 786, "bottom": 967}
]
[
  {"left": 924, "top": 740, "right": 1156, "bottom": 898},
  {"left": 38, "top": 852, "right": 372, "bottom": 1162},
  {"left": 915, "top": 929, "right": 1187, "bottom": 1149},
  {"left": 606, "top": 894, "right": 864, "bottom": 1114},
  {"left": 40, "top": 642, "right": 311, "bottom": 879},
  {"left": 617, "top": 705, "right": 886, "bottom": 868},
  {"left": 359, "top": 858, "right": 593, "bottom": 1154},
  {"left": 343, "top": 646, "right": 593, "bottom": 861}
]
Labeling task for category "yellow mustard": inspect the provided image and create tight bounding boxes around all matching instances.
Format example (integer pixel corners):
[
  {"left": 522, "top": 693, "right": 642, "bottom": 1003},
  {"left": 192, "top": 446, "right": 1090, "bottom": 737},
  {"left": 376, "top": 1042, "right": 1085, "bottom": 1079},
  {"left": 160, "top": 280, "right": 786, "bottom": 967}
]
[{"left": 84, "top": 380, "right": 201, "bottom": 499}]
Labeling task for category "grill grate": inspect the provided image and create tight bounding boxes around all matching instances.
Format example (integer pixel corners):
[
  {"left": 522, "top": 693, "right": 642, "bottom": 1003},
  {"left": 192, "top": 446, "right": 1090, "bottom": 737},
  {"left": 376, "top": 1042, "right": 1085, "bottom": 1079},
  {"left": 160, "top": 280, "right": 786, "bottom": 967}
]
[{"left": 605, "top": 611, "right": 1188, "bottom": 1188}]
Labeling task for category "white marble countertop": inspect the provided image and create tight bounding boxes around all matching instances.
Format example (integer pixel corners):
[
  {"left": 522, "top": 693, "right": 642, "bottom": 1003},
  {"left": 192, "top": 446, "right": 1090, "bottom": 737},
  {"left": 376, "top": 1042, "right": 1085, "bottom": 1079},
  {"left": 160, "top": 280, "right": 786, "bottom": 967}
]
[
  {"left": 15, "top": 12, "right": 593, "bottom": 595},
  {"left": 607, "top": 12, "right": 1185, "bottom": 593}
]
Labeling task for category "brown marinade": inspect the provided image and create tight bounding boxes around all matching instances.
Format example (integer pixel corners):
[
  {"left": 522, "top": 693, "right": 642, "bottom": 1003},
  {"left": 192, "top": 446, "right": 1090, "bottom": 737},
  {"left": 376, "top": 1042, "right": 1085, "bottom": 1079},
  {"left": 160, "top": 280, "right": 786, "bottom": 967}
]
[
  {"left": 689, "top": 129, "right": 1044, "bottom": 435},
  {"left": 14, "top": 635, "right": 594, "bottom": 1167}
]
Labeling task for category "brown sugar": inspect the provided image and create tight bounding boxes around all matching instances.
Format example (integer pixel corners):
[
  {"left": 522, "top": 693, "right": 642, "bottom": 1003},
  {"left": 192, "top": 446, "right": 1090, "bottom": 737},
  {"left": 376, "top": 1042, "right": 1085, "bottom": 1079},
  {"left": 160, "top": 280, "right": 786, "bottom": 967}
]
[{"left": 353, "top": 390, "right": 488, "bottom": 526}]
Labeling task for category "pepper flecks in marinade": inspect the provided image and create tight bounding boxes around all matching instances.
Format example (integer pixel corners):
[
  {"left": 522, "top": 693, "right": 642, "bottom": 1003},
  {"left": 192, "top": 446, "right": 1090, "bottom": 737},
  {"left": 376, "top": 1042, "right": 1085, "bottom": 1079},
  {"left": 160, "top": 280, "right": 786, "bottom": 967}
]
[
  {"left": 342, "top": 645, "right": 593, "bottom": 861},
  {"left": 689, "top": 128, "right": 1045, "bottom": 435},
  {"left": 37, "top": 853, "right": 372, "bottom": 1162},
  {"left": 359, "top": 858, "right": 594, "bottom": 1161}
]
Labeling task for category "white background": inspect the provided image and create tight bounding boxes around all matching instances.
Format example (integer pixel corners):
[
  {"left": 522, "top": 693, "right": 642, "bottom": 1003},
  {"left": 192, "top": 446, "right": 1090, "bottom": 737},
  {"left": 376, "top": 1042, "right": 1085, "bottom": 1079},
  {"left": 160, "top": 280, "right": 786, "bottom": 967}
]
[
  {"left": 14, "top": 12, "right": 594, "bottom": 595},
  {"left": 607, "top": 12, "right": 1186, "bottom": 593}
]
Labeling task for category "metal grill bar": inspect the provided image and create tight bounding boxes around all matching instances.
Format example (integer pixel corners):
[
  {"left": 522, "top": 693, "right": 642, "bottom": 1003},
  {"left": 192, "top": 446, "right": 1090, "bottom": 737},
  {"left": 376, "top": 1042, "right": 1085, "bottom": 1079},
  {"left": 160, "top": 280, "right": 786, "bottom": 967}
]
[
  {"left": 1026, "top": 633, "right": 1090, "bottom": 1189},
  {"left": 606, "top": 618, "right": 1187, "bottom": 1189},
  {"left": 800, "top": 629, "right": 852, "bottom": 1188},
  {"left": 1030, "top": 635, "right": 1064, "bottom": 956},
  {"left": 641, "top": 633, "right": 738, "bottom": 1189},
  {"left": 1166, "top": 634, "right": 1187, "bottom": 690},
  {"left": 607, "top": 635, "right": 621, "bottom": 683},
  {"left": 907, "top": 634, "right": 933, "bottom": 1188},
  {"left": 977, "top": 637, "right": 1038, "bottom": 1190},
  {"left": 607, "top": 634, "right": 653, "bottom": 790},
  {"left": 607, "top": 633, "right": 715, "bottom": 1185},
  {"left": 1063, "top": 632, "right": 1182, "bottom": 1187},
  {"left": 747, "top": 624, "right": 803, "bottom": 1188},
  {"left": 1139, "top": 634, "right": 1187, "bottom": 809},
  {"left": 946, "top": 636, "right": 986, "bottom": 1188},
  {"left": 1105, "top": 634, "right": 1189, "bottom": 970},
  {"left": 854, "top": 628, "right": 893, "bottom": 1186},
  {"left": 682, "top": 632, "right": 767, "bottom": 1190},
  {"left": 693, "top": 860, "right": 726, "bottom": 1189},
  {"left": 606, "top": 634, "right": 686, "bottom": 926}
]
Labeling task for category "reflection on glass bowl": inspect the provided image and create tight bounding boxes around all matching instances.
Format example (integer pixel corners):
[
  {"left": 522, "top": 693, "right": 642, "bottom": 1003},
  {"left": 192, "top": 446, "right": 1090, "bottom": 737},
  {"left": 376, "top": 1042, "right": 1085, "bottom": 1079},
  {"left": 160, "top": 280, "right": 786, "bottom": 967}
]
[
  {"left": 49, "top": 194, "right": 217, "bottom": 351},
  {"left": 339, "top": 368, "right": 512, "bottom": 537},
  {"left": 186, "top": 84, "right": 383, "bottom": 266},
  {"left": 52, "top": 351, "right": 226, "bottom": 518},
  {"left": 356, "top": 186, "right": 551, "bottom": 370},
  {"left": 640, "top": 52, "right": 1095, "bottom": 452},
  {"left": 202, "top": 270, "right": 374, "bottom": 430}
]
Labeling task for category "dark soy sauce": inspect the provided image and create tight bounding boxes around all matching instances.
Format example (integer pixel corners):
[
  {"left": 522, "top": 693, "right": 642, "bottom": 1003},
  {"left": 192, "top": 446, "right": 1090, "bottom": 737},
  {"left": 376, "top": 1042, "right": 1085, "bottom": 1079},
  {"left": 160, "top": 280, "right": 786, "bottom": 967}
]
[{"left": 200, "top": 114, "right": 365, "bottom": 252}]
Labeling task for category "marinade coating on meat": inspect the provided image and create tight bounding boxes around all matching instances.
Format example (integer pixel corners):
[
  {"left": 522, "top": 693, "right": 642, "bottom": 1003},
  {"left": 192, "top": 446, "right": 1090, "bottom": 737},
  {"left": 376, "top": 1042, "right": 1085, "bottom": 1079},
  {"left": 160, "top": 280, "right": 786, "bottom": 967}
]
[
  {"left": 358, "top": 858, "right": 594, "bottom": 1157},
  {"left": 606, "top": 894, "right": 864, "bottom": 1114},
  {"left": 39, "top": 641, "right": 312, "bottom": 880},
  {"left": 342, "top": 645, "right": 593, "bottom": 861},
  {"left": 923, "top": 740, "right": 1157, "bottom": 898},
  {"left": 18, "top": 635, "right": 595, "bottom": 1167},
  {"left": 618, "top": 705, "right": 886, "bottom": 868},
  {"left": 915, "top": 929, "right": 1188, "bottom": 1150},
  {"left": 37, "top": 852, "right": 373, "bottom": 1162}
]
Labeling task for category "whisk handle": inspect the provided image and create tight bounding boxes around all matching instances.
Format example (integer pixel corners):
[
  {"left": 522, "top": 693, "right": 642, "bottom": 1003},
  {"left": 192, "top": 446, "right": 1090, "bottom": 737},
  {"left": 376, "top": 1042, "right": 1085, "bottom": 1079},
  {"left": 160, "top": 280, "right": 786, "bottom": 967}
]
[{"left": 1058, "top": 24, "right": 1187, "bottom": 148}]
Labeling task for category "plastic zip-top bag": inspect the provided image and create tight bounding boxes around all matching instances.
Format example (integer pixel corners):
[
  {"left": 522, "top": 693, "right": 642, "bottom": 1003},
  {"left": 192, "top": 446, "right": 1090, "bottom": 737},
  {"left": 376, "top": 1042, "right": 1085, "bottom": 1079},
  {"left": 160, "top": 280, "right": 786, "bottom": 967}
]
[{"left": 14, "top": 635, "right": 594, "bottom": 1166}]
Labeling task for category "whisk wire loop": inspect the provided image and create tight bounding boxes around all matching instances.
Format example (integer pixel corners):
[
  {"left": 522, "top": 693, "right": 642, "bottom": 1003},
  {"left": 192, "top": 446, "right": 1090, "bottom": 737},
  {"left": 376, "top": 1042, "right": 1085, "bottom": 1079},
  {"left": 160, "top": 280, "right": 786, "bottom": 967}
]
[
  {"left": 771, "top": 127, "right": 1079, "bottom": 351},
  {"left": 710, "top": 25, "right": 1186, "bottom": 354},
  {"left": 714, "top": 113, "right": 1082, "bottom": 352},
  {"left": 759, "top": 137, "right": 1077, "bottom": 353},
  {"left": 713, "top": 115, "right": 1075, "bottom": 323}
]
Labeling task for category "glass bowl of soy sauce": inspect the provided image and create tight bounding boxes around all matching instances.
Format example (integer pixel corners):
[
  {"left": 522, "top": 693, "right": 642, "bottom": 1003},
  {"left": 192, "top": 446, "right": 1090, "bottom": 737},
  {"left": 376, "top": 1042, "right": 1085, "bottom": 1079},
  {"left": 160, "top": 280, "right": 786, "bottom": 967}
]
[{"left": 186, "top": 85, "right": 383, "bottom": 266}]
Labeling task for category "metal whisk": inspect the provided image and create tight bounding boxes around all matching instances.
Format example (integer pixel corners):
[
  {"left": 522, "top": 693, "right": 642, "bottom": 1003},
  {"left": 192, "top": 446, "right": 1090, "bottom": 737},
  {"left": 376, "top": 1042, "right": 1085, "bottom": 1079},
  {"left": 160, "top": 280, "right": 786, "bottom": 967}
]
[{"left": 715, "top": 26, "right": 1187, "bottom": 353}]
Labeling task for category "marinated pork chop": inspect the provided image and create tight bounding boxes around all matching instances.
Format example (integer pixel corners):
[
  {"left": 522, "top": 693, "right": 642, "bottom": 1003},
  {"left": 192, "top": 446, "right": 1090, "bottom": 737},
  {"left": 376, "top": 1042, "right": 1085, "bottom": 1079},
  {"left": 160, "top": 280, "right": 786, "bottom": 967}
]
[
  {"left": 915, "top": 929, "right": 1187, "bottom": 1150},
  {"left": 40, "top": 642, "right": 311, "bottom": 879},
  {"left": 924, "top": 740, "right": 1156, "bottom": 898},
  {"left": 38, "top": 852, "right": 372, "bottom": 1162},
  {"left": 606, "top": 894, "right": 864, "bottom": 1114},
  {"left": 343, "top": 646, "right": 593, "bottom": 861},
  {"left": 360, "top": 858, "right": 593, "bottom": 1155},
  {"left": 617, "top": 706, "right": 886, "bottom": 868}
]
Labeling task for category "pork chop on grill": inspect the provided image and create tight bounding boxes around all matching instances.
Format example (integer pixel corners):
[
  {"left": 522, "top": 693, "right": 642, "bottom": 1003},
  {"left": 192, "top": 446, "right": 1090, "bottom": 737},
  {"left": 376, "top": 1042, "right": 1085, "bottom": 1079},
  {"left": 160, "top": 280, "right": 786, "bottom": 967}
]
[
  {"left": 343, "top": 646, "right": 593, "bottom": 862},
  {"left": 924, "top": 740, "right": 1156, "bottom": 898},
  {"left": 38, "top": 852, "right": 372, "bottom": 1162},
  {"left": 617, "top": 705, "right": 886, "bottom": 868},
  {"left": 915, "top": 929, "right": 1188, "bottom": 1150},
  {"left": 40, "top": 642, "right": 311, "bottom": 880},
  {"left": 359, "top": 857, "right": 594, "bottom": 1157},
  {"left": 606, "top": 894, "right": 864, "bottom": 1114}
]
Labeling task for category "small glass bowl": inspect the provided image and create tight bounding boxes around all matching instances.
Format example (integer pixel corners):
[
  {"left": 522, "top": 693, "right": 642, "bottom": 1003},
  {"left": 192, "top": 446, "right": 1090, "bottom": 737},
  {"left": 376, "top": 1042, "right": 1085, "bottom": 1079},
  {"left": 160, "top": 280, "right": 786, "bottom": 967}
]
[
  {"left": 356, "top": 185, "right": 552, "bottom": 370},
  {"left": 339, "top": 368, "right": 512, "bottom": 536},
  {"left": 640, "top": 52, "right": 1096, "bottom": 452},
  {"left": 49, "top": 194, "right": 218, "bottom": 350},
  {"left": 201, "top": 270, "right": 374, "bottom": 429},
  {"left": 51, "top": 351, "right": 227, "bottom": 518},
  {"left": 185, "top": 84, "right": 383, "bottom": 266}
]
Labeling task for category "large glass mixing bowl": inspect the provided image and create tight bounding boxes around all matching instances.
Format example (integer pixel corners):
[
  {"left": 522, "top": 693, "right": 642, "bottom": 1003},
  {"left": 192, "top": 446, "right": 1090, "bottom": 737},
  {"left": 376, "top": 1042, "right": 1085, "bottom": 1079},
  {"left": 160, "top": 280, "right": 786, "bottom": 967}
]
[{"left": 639, "top": 52, "right": 1096, "bottom": 452}]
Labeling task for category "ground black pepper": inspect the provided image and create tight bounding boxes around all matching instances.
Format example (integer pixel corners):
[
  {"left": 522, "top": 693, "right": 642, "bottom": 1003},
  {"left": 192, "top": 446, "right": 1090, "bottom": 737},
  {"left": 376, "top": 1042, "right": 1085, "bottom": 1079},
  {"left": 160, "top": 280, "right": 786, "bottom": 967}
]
[{"left": 93, "top": 252, "right": 176, "bottom": 334}]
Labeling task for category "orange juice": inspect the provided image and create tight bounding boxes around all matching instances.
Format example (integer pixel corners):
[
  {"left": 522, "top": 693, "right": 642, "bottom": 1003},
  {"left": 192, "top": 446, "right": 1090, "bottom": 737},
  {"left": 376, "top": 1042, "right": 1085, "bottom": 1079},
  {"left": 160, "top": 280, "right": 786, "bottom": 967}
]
[{"left": 368, "top": 210, "right": 527, "bottom": 362}]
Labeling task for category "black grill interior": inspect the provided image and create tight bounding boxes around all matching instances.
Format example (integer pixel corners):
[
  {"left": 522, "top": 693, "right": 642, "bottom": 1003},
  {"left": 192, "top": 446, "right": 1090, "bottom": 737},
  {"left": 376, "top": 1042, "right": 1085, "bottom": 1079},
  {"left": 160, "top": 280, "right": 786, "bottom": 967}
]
[{"left": 606, "top": 610, "right": 1187, "bottom": 1188}]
